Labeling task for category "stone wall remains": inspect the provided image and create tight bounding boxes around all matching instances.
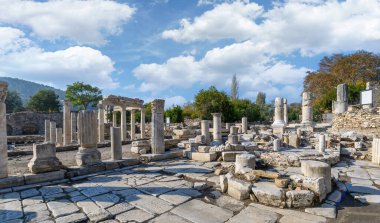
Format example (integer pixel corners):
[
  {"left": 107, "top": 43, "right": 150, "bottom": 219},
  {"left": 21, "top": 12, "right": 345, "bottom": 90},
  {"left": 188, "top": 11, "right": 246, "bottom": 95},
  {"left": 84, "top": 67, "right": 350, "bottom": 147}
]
[{"left": 6, "top": 112, "right": 63, "bottom": 136}]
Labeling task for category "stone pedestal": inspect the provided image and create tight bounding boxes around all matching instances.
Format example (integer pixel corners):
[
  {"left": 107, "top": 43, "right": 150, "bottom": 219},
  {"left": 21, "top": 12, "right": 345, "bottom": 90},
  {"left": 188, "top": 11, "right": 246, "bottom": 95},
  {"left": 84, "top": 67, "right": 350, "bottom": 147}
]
[
  {"left": 288, "top": 134, "right": 299, "bottom": 148},
  {"left": 301, "top": 160, "right": 331, "bottom": 194},
  {"left": 372, "top": 138, "right": 380, "bottom": 165},
  {"left": 141, "top": 109, "right": 146, "bottom": 139},
  {"left": 301, "top": 92, "right": 314, "bottom": 125},
  {"left": 272, "top": 97, "right": 285, "bottom": 130},
  {"left": 130, "top": 109, "right": 136, "bottom": 140},
  {"left": 98, "top": 103, "right": 105, "bottom": 143},
  {"left": 212, "top": 113, "right": 222, "bottom": 143},
  {"left": 273, "top": 138, "right": 280, "bottom": 152},
  {"left": 111, "top": 127, "right": 122, "bottom": 160},
  {"left": 333, "top": 84, "right": 348, "bottom": 114},
  {"left": 71, "top": 113, "right": 77, "bottom": 143},
  {"left": 228, "top": 126, "right": 239, "bottom": 144},
  {"left": 283, "top": 98, "right": 288, "bottom": 125},
  {"left": 235, "top": 154, "right": 256, "bottom": 174},
  {"left": 242, "top": 117, "right": 247, "bottom": 134},
  {"left": 318, "top": 134, "right": 326, "bottom": 153},
  {"left": 0, "top": 81, "right": 8, "bottom": 179},
  {"left": 151, "top": 99, "right": 165, "bottom": 154},
  {"left": 201, "top": 120, "right": 210, "bottom": 145},
  {"left": 76, "top": 111, "right": 101, "bottom": 166},
  {"left": 50, "top": 121, "right": 56, "bottom": 144},
  {"left": 56, "top": 128, "right": 63, "bottom": 147},
  {"left": 44, "top": 120, "right": 50, "bottom": 142},
  {"left": 28, "top": 143, "right": 61, "bottom": 173},
  {"left": 63, "top": 100, "right": 71, "bottom": 145}
]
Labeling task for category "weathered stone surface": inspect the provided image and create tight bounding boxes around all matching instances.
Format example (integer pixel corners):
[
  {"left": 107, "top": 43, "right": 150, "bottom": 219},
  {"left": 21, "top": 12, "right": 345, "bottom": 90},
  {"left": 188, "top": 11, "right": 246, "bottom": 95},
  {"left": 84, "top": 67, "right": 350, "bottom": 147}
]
[
  {"left": 55, "top": 213, "right": 87, "bottom": 223},
  {"left": 171, "top": 199, "right": 234, "bottom": 223},
  {"left": 251, "top": 182, "right": 285, "bottom": 207},
  {"left": 77, "top": 199, "right": 112, "bottom": 222},
  {"left": 301, "top": 160, "right": 331, "bottom": 194},
  {"left": 226, "top": 206, "right": 279, "bottom": 223},
  {"left": 286, "top": 190, "right": 314, "bottom": 208},
  {"left": 220, "top": 175, "right": 228, "bottom": 193},
  {"left": 0, "top": 176, "right": 24, "bottom": 189},
  {"left": 326, "top": 190, "right": 342, "bottom": 204},
  {"left": 148, "top": 212, "right": 191, "bottom": 223},
  {"left": 228, "top": 178, "right": 252, "bottom": 200},
  {"left": 251, "top": 170, "right": 280, "bottom": 179},
  {"left": 159, "top": 190, "right": 191, "bottom": 205},
  {"left": 116, "top": 209, "right": 155, "bottom": 223},
  {"left": 0, "top": 200, "right": 23, "bottom": 221},
  {"left": 275, "top": 178, "right": 290, "bottom": 188},
  {"left": 291, "top": 174, "right": 327, "bottom": 201},
  {"left": 91, "top": 193, "right": 120, "bottom": 209},
  {"left": 214, "top": 195, "right": 245, "bottom": 212},
  {"left": 198, "top": 146, "right": 210, "bottom": 153},
  {"left": 305, "top": 203, "right": 336, "bottom": 219},
  {"left": 47, "top": 199, "right": 80, "bottom": 218},
  {"left": 151, "top": 99, "right": 165, "bottom": 154},
  {"left": 288, "top": 134, "right": 300, "bottom": 148},
  {"left": 24, "top": 170, "right": 66, "bottom": 185},
  {"left": 106, "top": 202, "right": 134, "bottom": 216},
  {"left": 222, "top": 151, "right": 248, "bottom": 162},
  {"left": 28, "top": 143, "right": 61, "bottom": 173},
  {"left": 125, "top": 193, "right": 173, "bottom": 214},
  {"left": 110, "top": 127, "right": 122, "bottom": 160},
  {"left": 235, "top": 154, "right": 255, "bottom": 174},
  {"left": 188, "top": 152, "right": 217, "bottom": 162}
]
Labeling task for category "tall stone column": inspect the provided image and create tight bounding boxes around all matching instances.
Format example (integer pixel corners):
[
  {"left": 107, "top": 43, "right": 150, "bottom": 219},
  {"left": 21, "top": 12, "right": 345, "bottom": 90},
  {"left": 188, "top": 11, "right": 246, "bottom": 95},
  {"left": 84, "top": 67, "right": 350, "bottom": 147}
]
[
  {"left": 71, "top": 113, "right": 77, "bottom": 143},
  {"left": 112, "top": 110, "right": 117, "bottom": 127},
  {"left": 140, "top": 108, "right": 146, "bottom": 139},
  {"left": 56, "top": 128, "right": 63, "bottom": 147},
  {"left": 212, "top": 113, "right": 222, "bottom": 143},
  {"left": 301, "top": 92, "right": 313, "bottom": 125},
  {"left": 201, "top": 120, "right": 210, "bottom": 145},
  {"left": 242, "top": 117, "right": 248, "bottom": 134},
  {"left": 76, "top": 111, "right": 101, "bottom": 166},
  {"left": 44, "top": 120, "right": 50, "bottom": 142},
  {"left": 0, "top": 81, "right": 8, "bottom": 179},
  {"left": 50, "top": 121, "right": 57, "bottom": 144},
  {"left": 120, "top": 107, "right": 127, "bottom": 141},
  {"left": 97, "top": 103, "right": 105, "bottom": 143},
  {"left": 318, "top": 134, "right": 326, "bottom": 153},
  {"left": 272, "top": 97, "right": 285, "bottom": 127},
  {"left": 151, "top": 99, "right": 165, "bottom": 154},
  {"left": 333, "top": 83, "right": 348, "bottom": 114},
  {"left": 63, "top": 100, "right": 71, "bottom": 146},
  {"left": 283, "top": 98, "right": 288, "bottom": 125},
  {"left": 372, "top": 138, "right": 380, "bottom": 165},
  {"left": 111, "top": 127, "right": 122, "bottom": 160},
  {"left": 130, "top": 109, "right": 136, "bottom": 140}
]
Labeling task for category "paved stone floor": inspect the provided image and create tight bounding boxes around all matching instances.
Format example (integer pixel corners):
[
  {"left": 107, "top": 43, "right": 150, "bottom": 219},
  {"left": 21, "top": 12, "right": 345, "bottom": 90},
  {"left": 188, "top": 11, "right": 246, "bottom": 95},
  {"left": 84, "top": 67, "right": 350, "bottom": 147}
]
[{"left": 0, "top": 158, "right": 380, "bottom": 223}]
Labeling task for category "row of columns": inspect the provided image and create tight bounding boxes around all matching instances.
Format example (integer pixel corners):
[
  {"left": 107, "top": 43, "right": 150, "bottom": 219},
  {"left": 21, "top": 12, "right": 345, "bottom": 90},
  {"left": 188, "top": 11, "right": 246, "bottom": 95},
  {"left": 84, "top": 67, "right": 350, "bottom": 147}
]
[{"left": 110, "top": 107, "right": 146, "bottom": 141}]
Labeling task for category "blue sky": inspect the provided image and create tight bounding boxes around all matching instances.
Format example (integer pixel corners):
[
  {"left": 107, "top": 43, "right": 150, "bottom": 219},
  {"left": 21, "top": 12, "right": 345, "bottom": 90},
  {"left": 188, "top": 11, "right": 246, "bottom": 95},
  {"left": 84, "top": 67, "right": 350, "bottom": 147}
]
[{"left": 0, "top": 0, "right": 380, "bottom": 108}]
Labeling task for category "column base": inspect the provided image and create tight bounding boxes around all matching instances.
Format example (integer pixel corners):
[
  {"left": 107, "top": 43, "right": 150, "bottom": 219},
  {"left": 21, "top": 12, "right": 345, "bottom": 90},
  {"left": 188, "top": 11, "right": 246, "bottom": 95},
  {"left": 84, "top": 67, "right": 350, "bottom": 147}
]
[
  {"left": 76, "top": 147, "right": 101, "bottom": 166},
  {"left": 28, "top": 158, "right": 62, "bottom": 174}
]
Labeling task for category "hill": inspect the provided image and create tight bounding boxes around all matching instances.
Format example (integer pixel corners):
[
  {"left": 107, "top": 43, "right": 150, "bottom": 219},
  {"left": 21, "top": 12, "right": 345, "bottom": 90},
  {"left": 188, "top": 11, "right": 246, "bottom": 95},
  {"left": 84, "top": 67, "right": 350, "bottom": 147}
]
[{"left": 0, "top": 76, "right": 65, "bottom": 104}]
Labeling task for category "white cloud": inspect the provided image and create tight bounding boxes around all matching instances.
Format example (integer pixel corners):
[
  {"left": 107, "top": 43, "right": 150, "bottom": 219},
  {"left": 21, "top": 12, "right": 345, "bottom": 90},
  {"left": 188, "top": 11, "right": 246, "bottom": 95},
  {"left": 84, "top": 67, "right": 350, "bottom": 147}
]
[
  {"left": 165, "top": 96, "right": 187, "bottom": 108},
  {"left": 0, "top": 27, "right": 118, "bottom": 90},
  {"left": 0, "top": 0, "right": 135, "bottom": 45},
  {"left": 163, "top": 0, "right": 380, "bottom": 55}
]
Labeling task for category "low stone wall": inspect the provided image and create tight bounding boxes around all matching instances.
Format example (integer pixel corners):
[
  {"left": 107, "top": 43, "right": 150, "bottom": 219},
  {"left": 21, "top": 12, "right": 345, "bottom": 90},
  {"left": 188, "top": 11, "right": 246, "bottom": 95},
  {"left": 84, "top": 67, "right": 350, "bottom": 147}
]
[{"left": 332, "top": 107, "right": 380, "bottom": 136}]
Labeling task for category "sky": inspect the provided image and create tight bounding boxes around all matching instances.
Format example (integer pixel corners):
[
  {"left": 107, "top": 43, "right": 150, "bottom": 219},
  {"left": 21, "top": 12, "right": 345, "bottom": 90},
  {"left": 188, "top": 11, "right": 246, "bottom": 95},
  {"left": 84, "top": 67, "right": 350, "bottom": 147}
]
[{"left": 0, "top": 0, "right": 380, "bottom": 108}]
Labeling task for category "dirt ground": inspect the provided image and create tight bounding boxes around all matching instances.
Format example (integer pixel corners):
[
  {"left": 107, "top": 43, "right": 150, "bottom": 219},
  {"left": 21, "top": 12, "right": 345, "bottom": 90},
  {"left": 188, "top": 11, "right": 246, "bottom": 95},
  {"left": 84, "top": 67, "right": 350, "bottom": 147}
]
[{"left": 7, "top": 144, "right": 138, "bottom": 175}]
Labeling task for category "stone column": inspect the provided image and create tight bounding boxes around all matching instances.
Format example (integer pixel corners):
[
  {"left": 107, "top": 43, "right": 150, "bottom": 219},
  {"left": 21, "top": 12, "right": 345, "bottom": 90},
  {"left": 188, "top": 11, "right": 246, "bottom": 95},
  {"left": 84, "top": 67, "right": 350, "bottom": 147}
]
[
  {"left": 112, "top": 110, "right": 117, "bottom": 127},
  {"left": 201, "top": 120, "right": 210, "bottom": 145},
  {"left": 28, "top": 143, "right": 61, "bottom": 173},
  {"left": 318, "top": 134, "right": 326, "bottom": 153},
  {"left": 151, "top": 99, "right": 165, "bottom": 154},
  {"left": 71, "top": 113, "right": 77, "bottom": 143},
  {"left": 76, "top": 110, "right": 101, "bottom": 166},
  {"left": 56, "top": 128, "right": 63, "bottom": 147},
  {"left": 242, "top": 117, "right": 247, "bottom": 134},
  {"left": 0, "top": 81, "right": 8, "bottom": 178},
  {"left": 120, "top": 107, "right": 127, "bottom": 141},
  {"left": 301, "top": 160, "right": 332, "bottom": 194},
  {"left": 272, "top": 97, "right": 285, "bottom": 128},
  {"left": 283, "top": 98, "right": 288, "bottom": 125},
  {"left": 63, "top": 100, "right": 71, "bottom": 146},
  {"left": 301, "top": 92, "right": 313, "bottom": 125},
  {"left": 273, "top": 138, "right": 280, "bottom": 152},
  {"left": 97, "top": 103, "right": 105, "bottom": 143},
  {"left": 212, "top": 113, "right": 222, "bottom": 143},
  {"left": 140, "top": 108, "right": 146, "bottom": 139},
  {"left": 110, "top": 127, "right": 122, "bottom": 160},
  {"left": 130, "top": 109, "right": 136, "bottom": 140},
  {"left": 44, "top": 120, "right": 50, "bottom": 142},
  {"left": 334, "top": 83, "right": 348, "bottom": 114},
  {"left": 235, "top": 154, "right": 256, "bottom": 174},
  {"left": 228, "top": 126, "right": 239, "bottom": 144},
  {"left": 50, "top": 121, "right": 57, "bottom": 144},
  {"left": 225, "top": 123, "right": 231, "bottom": 130},
  {"left": 372, "top": 138, "right": 380, "bottom": 165}
]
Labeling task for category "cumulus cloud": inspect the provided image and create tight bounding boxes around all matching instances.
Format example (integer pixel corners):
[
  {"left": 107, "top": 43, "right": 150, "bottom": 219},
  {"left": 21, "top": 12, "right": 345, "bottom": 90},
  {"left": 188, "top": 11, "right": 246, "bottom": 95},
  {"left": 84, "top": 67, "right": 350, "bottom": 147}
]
[
  {"left": 0, "top": 27, "right": 118, "bottom": 90},
  {"left": 163, "top": 0, "right": 380, "bottom": 55},
  {"left": 0, "top": 0, "right": 135, "bottom": 45}
]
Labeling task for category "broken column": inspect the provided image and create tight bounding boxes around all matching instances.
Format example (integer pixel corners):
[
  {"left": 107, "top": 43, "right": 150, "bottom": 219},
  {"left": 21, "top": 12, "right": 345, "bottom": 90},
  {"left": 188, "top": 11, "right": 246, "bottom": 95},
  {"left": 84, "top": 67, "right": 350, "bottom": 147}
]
[
  {"left": 110, "top": 127, "right": 122, "bottom": 160},
  {"left": 212, "top": 113, "right": 222, "bottom": 144},
  {"left": 272, "top": 97, "right": 285, "bottom": 134},
  {"left": 151, "top": 99, "right": 165, "bottom": 154},
  {"left": 28, "top": 143, "right": 61, "bottom": 173},
  {"left": 301, "top": 160, "right": 332, "bottom": 194},
  {"left": 228, "top": 126, "right": 239, "bottom": 144},
  {"left": 120, "top": 106, "right": 127, "bottom": 141},
  {"left": 318, "top": 134, "right": 326, "bottom": 153},
  {"left": 130, "top": 109, "right": 136, "bottom": 140},
  {"left": 242, "top": 117, "right": 248, "bottom": 134},
  {"left": 283, "top": 98, "right": 288, "bottom": 125},
  {"left": 97, "top": 102, "right": 105, "bottom": 143},
  {"left": 56, "top": 128, "right": 63, "bottom": 147},
  {"left": 273, "top": 138, "right": 281, "bottom": 152},
  {"left": 71, "top": 112, "right": 77, "bottom": 143},
  {"left": 333, "top": 83, "right": 348, "bottom": 114},
  {"left": 44, "top": 120, "right": 50, "bottom": 142},
  {"left": 63, "top": 100, "right": 71, "bottom": 145},
  {"left": 50, "top": 121, "right": 57, "bottom": 144},
  {"left": 76, "top": 111, "right": 101, "bottom": 166},
  {"left": 372, "top": 138, "right": 380, "bottom": 165},
  {"left": 0, "top": 81, "right": 8, "bottom": 178},
  {"left": 235, "top": 154, "right": 256, "bottom": 174},
  {"left": 201, "top": 120, "right": 210, "bottom": 145},
  {"left": 301, "top": 92, "right": 313, "bottom": 125},
  {"left": 140, "top": 108, "right": 146, "bottom": 139}
]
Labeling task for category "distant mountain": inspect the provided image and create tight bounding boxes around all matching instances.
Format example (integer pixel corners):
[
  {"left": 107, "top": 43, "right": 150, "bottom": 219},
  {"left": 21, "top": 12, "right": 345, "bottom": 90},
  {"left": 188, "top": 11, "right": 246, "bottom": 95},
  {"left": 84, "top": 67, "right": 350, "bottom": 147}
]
[{"left": 0, "top": 76, "right": 65, "bottom": 104}]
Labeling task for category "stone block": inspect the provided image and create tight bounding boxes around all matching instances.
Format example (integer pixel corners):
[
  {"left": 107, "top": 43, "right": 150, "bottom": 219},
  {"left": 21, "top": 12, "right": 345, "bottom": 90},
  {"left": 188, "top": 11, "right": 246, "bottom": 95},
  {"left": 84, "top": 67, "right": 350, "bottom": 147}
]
[
  {"left": 251, "top": 182, "right": 285, "bottom": 207},
  {"left": 222, "top": 151, "right": 248, "bottom": 162},
  {"left": 140, "top": 149, "right": 184, "bottom": 162},
  {"left": 227, "top": 178, "right": 252, "bottom": 200},
  {"left": 195, "top": 135, "right": 206, "bottom": 144},
  {"left": 187, "top": 152, "right": 217, "bottom": 162},
  {"left": 198, "top": 146, "right": 211, "bottom": 153},
  {"left": 288, "top": 134, "right": 300, "bottom": 148},
  {"left": 28, "top": 143, "right": 61, "bottom": 173},
  {"left": 235, "top": 154, "right": 256, "bottom": 174},
  {"left": 286, "top": 190, "right": 314, "bottom": 208},
  {"left": 0, "top": 176, "right": 25, "bottom": 189},
  {"left": 24, "top": 170, "right": 66, "bottom": 185}
]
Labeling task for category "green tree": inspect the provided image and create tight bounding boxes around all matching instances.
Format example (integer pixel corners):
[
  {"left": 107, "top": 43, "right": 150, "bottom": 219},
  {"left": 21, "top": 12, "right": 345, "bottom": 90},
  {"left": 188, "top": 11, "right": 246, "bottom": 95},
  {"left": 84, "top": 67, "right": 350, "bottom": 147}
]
[
  {"left": 5, "top": 90, "right": 24, "bottom": 113},
  {"left": 231, "top": 74, "right": 239, "bottom": 100},
  {"left": 65, "top": 82, "right": 102, "bottom": 110},
  {"left": 231, "top": 99, "right": 260, "bottom": 122},
  {"left": 27, "top": 90, "right": 60, "bottom": 112},
  {"left": 287, "top": 103, "right": 301, "bottom": 122},
  {"left": 194, "top": 86, "right": 234, "bottom": 121},
  {"left": 182, "top": 103, "right": 198, "bottom": 119},
  {"left": 256, "top": 92, "right": 266, "bottom": 105},
  {"left": 165, "top": 105, "right": 184, "bottom": 123}
]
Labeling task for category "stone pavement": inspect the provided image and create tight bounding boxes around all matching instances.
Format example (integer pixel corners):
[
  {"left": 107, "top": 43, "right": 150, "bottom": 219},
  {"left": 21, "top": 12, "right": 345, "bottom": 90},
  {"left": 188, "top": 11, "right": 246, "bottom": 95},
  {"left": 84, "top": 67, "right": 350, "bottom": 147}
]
[{"left": 0, "top": 158, "right": 379, "bottom": 223}]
